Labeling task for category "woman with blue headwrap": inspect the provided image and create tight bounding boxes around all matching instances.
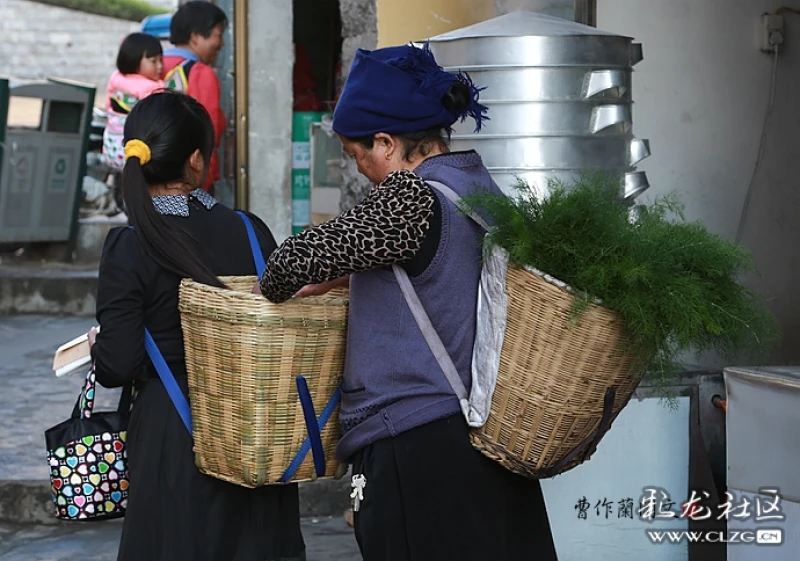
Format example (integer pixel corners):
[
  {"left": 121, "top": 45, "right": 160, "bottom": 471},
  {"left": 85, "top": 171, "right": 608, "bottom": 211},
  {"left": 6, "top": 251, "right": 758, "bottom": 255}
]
[{"left": 257, "top": 43, "right": 558, "bottom": 561}]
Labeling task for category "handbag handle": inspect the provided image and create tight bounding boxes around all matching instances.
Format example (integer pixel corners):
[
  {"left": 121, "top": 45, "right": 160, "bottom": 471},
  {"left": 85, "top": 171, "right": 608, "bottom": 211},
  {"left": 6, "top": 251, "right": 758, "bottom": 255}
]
[
  {"left": 236, "top": 211, "right": 266, "bottom": 276},
  {"left": 71, "top": 369, "right": 132, "bottom": 420}
]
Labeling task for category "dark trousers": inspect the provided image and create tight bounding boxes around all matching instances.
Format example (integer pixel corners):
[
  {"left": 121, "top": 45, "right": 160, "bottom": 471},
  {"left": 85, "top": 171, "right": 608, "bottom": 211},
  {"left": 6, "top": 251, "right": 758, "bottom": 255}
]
[{"left": 351, "top": 415, "right": 559, "bottom": 561}]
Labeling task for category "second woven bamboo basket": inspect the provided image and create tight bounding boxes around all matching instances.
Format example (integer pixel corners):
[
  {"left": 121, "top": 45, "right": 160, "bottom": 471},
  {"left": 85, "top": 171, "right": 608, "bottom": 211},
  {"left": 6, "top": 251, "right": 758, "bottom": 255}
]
[{"left": 469, "top": 265, "right": 646, "bottom": 479}]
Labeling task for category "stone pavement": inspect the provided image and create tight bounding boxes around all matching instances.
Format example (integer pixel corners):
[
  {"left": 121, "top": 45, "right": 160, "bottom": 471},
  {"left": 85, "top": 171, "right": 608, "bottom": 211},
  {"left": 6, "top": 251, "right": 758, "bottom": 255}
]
[
  {"left": 0, "top": 516, "right": 359, "bottom": 560},
  {"left": 0, "top": 315, "right": 107, "bottom": 483}
]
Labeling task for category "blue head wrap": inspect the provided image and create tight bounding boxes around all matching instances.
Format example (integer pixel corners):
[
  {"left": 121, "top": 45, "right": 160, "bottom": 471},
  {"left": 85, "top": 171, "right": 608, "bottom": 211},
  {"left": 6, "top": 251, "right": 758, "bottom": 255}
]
[{"left": 332, "top": 42, "right": 489, "bottom": 139}]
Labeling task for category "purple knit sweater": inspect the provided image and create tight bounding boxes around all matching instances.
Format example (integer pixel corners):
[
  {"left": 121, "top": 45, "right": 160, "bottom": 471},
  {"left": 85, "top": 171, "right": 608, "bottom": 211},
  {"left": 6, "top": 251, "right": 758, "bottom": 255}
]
[{"left": 336, "top": 152, "right": 504, "bottom": 461}]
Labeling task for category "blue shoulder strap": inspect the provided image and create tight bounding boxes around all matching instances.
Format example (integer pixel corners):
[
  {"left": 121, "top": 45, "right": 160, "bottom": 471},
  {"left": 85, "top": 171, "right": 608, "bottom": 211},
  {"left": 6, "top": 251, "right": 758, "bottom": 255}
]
[
  {"left": 144, "top": 329, "right": 193, "bottom": 434},
  {"left": 236, "top": 211, "right": 266, "bottom": 276},
  {"left": 279, "top": 377, "right": 342, "bottom": 482}
]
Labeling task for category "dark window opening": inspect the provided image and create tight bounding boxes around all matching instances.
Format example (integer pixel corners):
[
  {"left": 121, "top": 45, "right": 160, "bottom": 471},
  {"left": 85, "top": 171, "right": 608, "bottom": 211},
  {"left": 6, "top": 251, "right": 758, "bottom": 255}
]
[{"left": 293, "top": 0, "right": 343, "bottom": 111}]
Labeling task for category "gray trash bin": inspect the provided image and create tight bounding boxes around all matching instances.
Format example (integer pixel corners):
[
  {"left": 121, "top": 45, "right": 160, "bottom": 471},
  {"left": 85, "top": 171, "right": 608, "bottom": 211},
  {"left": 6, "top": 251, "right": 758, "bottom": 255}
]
[
  {"left": 0, "top": 79, "right": 95, "bottom": 243},
  {"left": 724, "top": 366, "right": 800, "bottom": 559}
]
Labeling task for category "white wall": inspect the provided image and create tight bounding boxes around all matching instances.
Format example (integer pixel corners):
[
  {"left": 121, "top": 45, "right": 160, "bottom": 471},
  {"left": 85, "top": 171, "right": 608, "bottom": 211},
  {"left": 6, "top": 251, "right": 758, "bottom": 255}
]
[
  {"left": 0, "top": 0, "right": 138, "bottom": 105},
  {"left": 597, "top": 0, "right": 800, "bottom": 366},
  {"left": 541, "top": 397, "right": 691, "bottom": 561}
]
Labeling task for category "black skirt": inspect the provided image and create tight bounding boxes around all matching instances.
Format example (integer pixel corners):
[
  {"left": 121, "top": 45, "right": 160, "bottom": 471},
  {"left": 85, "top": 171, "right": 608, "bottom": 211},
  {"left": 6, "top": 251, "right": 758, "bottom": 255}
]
[
  {"left": 117, "top": 375, "right": 305, "bottom": 561},
  {"left": 351, "top": 414, "right": 559, "bottom": 561}
]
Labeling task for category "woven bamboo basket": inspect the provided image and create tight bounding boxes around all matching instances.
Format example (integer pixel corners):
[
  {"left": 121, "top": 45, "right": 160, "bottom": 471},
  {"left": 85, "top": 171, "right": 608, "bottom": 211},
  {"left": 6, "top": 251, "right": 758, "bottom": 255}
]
[
  {"left": 469, "top": 265, "right": 646, "bottom": 479},
  {"left": 178, "top": 276, "right": 348, "bottom": 488}
]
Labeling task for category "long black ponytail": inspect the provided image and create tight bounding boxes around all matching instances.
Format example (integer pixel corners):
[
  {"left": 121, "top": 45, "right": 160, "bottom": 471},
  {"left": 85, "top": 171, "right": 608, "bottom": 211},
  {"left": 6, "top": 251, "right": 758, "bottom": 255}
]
[{"left": 122, "top": 91, "right": 225, "bottom": 288}]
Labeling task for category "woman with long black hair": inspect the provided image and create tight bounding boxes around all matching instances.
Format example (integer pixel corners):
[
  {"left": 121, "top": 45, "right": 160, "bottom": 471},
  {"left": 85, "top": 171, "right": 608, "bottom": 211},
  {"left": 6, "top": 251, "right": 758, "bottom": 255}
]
[{"left": 89, "top": 91, "right": 305, "bottom": 561}]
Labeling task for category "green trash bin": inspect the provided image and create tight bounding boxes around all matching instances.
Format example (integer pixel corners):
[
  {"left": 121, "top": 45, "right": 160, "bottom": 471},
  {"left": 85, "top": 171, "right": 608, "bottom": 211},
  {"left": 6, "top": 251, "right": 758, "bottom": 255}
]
[{"left": 0, "top": 78, "right": 95, "bottom": 243}]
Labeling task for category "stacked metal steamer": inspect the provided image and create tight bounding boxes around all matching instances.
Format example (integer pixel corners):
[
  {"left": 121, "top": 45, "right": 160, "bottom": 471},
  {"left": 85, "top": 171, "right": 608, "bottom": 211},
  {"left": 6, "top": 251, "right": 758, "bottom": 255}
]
[{"left": 427, "top": 12, "right": 651, "bottom": 203}]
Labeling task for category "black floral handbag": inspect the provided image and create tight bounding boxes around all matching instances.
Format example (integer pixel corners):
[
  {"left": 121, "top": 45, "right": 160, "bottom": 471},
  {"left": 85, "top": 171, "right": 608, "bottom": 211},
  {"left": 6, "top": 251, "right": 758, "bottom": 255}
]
[{"left": 44, "top": 369, "right": 132, "bottom": 521}]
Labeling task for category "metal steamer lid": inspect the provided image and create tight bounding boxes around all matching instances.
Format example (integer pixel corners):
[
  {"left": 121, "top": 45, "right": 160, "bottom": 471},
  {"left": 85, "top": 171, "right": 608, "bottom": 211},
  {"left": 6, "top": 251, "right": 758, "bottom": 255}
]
[{"left": 425, "top": 12, "right": 642, "bottom": 70}]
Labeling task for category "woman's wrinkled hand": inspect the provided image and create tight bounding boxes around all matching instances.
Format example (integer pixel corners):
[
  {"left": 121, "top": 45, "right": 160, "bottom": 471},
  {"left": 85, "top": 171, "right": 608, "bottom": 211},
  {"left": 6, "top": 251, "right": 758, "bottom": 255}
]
[{"left": 293, "top": 275, "right": 350, "bottom": 298}]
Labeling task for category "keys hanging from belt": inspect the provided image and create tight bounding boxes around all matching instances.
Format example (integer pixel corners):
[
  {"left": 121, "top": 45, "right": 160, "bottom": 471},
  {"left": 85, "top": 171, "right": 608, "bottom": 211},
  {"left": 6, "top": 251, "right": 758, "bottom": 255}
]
[{"left": 350, "top": 473, "right": 367, "bottom": 512}]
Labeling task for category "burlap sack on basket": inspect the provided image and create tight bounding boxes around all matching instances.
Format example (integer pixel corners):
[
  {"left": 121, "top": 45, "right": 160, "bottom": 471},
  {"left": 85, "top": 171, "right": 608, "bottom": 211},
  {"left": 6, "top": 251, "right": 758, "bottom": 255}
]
[
  {"left": 178, "top": 276, "right": 349, "bottom": 488},
  {"left": 394, "top": 180, "right": 645, "bottom": 480}
]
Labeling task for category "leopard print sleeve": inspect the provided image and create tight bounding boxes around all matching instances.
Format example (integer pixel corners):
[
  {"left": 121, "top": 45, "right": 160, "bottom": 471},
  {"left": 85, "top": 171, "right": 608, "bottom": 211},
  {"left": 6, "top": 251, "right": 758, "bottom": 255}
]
[{"left": 259, "top": 169, "right": 435, "bottom": 302}]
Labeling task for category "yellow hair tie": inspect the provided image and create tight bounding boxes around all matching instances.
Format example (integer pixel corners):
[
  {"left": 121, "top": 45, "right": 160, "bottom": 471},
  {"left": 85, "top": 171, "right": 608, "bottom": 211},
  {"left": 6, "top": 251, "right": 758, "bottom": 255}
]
[{"left": 124, "top": 139, "right": 152, "bottom": 165}]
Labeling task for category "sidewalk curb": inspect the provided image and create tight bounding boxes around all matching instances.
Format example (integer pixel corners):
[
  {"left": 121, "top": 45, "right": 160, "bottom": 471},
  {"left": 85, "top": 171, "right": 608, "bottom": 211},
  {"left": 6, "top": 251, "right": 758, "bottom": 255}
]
[
  {"left": 0, "top": 268, "right": 97, "bottom": 316},
  {"left": 0, "top": 481, "right": 55, "bottom": 526},
  {"left": 0, "top": 478, "right": 352, "bottom": 525}
]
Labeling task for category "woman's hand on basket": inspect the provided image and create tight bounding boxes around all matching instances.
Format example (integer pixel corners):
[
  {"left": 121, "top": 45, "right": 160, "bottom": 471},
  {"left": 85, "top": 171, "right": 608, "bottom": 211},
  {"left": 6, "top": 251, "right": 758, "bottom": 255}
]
[{"left": 293, "top": 275, "right": 350, "bottom": 298}]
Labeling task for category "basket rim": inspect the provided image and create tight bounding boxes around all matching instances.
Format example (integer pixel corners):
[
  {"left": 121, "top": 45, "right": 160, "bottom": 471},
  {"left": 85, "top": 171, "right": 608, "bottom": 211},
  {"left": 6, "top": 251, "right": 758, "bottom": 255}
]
[
  {"left": 179, "top": 276, "right": 349, "bottom": 307},
  {"left": 513, "top": 263, "right": 604, "bottom": 307}
]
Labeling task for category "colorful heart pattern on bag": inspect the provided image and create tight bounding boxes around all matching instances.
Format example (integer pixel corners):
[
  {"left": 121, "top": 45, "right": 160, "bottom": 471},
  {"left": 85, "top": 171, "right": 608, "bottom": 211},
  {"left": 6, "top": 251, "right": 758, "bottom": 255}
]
[{"left": 47, "top": 431, "right": 129, "bottom": 520}]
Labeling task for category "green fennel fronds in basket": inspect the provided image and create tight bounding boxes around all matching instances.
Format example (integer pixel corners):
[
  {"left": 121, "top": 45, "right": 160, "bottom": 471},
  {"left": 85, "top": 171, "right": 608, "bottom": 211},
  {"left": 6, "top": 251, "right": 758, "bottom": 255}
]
[{"left": 459, "top": 172, "right": 780, "bottom": 395}]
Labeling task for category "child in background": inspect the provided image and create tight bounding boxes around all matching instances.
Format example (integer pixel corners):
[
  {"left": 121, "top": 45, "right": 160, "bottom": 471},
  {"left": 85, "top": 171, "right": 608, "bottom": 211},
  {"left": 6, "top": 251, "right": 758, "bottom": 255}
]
[{"left": 103, "top": 33, "right": 165, "bottom": 171}]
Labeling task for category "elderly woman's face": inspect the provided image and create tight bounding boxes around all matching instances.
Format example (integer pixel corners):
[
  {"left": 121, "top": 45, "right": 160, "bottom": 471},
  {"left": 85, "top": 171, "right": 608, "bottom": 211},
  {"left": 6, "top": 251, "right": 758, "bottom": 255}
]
[{"left": 340, "top": 134, "right": 408, "bottom": 184}]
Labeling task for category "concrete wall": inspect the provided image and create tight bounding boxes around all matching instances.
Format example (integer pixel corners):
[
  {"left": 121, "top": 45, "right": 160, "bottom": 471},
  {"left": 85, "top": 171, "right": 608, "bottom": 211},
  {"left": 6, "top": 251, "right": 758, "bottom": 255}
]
[
  {"left": 246, "top": 0, "right": 294, "bottom": 243},
  {"left": 597, "top": 0, "right": 800, "bottom": 365},
  {"left": 0, "top": 0, "right": 138, "bottom": 106}
]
